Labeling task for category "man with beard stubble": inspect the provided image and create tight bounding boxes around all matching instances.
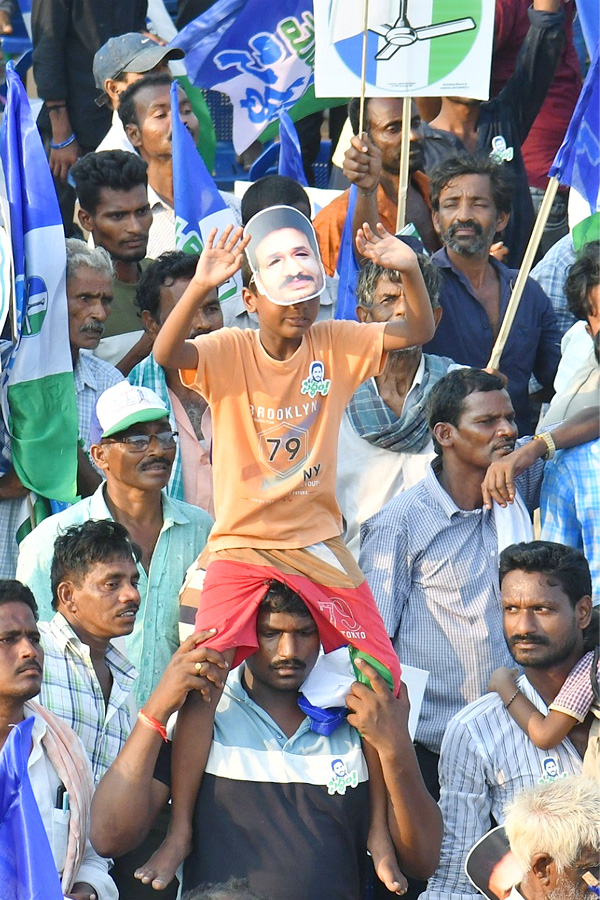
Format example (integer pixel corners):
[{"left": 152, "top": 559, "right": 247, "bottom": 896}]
[
  {"left": 422, "top": 541, "right": 595, "bottom": 900},
  {"left": 424, "top": 155, "right": 561, "bottom": 435}
]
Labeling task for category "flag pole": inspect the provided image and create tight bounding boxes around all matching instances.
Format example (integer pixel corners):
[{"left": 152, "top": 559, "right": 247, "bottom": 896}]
[
  {"left": 357, "top": 0, "right": 370, "bottom": 135},
  {"left": 395, "top": 96, "right": 412, "bottom": 232},
  {"left": 487, "top": 176, "right": 559, "bottom": 370}
]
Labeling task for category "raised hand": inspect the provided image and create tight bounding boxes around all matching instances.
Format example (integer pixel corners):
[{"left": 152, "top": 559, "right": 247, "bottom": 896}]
[
  {"left": 344, "top": 133, "right": 382, "bottom": 194},
  {"left": 355, "top": 222, "right": 418, "bottom": 274},
  {"left": 192, "top": 225, "right": 250, "bottom": 292}
]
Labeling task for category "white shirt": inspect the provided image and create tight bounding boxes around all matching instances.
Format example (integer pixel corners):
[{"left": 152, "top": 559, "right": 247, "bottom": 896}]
[
  {"left": 95, "top": 110, "right": 136, "bottom": 154},
  {"left": 421, "top": 676, "right": 583, "bottom": 900},
  {"left": 26, "top": 709, "right": 117, "bottom": 899},
  {"left": 337, "top": 357, "right": 436, "bottom": 559},
  {"left": 553, "top": 321, "right": 594, "bottom": 394},
  {"left": 146, "top": 184, "right": 242, "bottom": 261}
]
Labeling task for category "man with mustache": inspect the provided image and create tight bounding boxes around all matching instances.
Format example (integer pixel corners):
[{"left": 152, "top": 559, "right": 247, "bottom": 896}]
[
  {"left": 424, "top": 154, "right": 561, "bottom": 435},
  {"left": 314, "top": 98, "right": 440, "bottom": 277},
  {"left": 16, "top": 380, "right": 213, "bottom": 713},
  {"left": 360, "top": 369, "right": 598, "bottom": 803},
  {"left": 0, "top": 579, "right": 117, "bottom": 898},
  {"left": 422, "top": 541, "right": 593, "bottom": 900},
  {"left": 90, "top": 582, "right": 441, "bottom": 899},
  {"left": 38, "top": 518, "right": 183, "bottom": 899},
  {"left": 0, "top": 241, "right": 122, "bottom": 578}
]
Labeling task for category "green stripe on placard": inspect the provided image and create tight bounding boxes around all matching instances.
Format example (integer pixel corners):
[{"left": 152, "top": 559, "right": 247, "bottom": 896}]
[{"left": 428, "top": 0, "right": 481, "bottom": 86}]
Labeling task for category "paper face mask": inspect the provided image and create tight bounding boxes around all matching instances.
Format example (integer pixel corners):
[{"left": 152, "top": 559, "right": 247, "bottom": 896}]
[{"left": 244, "top": 205, "right": 326, "bottom": 306}]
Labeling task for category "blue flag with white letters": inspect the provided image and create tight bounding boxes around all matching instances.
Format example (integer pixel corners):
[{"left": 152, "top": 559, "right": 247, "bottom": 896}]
[
  {"left": 0, "top": 716, "right": 64, "bottom": 899},
  {"left": 170, "top": 81, "right": 241, "bottom": 306},
  {"left": 278, "top": 109, "right": 308, "bottom": 186},
  {"left": 549, "top": 47, "right": 600, "bottom": 214},
  {"left": 170, "top": 0, "right": 314, "bottom": 153}
]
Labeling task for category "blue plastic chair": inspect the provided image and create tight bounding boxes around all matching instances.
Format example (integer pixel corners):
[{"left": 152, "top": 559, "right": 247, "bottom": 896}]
[{"left": 249, "top": 139, "right": 332, "bottom": 188}]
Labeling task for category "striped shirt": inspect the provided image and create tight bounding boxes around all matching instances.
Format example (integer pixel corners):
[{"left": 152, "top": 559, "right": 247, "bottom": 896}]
[
  {"left": 359, "top": 447, "right": 544, "bottom": 753},
  {"left": 183, "top": 666, "right": 370, "bottom": 899},
  {"left": 39, "top": 613, "right": 137, "bottom": 782},
  {"left": 422, "top": 676, "right": 583, "bottom": 900}
]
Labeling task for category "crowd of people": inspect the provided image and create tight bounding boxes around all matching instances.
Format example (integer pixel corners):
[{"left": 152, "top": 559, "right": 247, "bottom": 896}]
[{"left": 0, "top": 2, "right": 598, "bottom": 900}]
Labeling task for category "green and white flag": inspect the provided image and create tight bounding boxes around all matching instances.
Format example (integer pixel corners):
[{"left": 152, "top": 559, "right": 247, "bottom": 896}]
[
  {"left": 0, "top": 63, "right": 78, "bottom": 509},
  {"left": 314, "top": 0, "right": 494, "bottom": 99}
]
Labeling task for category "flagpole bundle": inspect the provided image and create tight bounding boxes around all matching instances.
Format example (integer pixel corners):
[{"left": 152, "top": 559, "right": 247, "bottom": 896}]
[
  {"left": 395, "top": 96, "right": 412, "bottom": 232},
  {"left": 357, "top": 0, "right": 370, "bottom": 135},
  {"left": 487, "top": 177, "right": 559, "bottom": 370}
]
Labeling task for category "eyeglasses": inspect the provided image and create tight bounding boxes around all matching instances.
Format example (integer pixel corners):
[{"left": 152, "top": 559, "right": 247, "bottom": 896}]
[{"left": 103, "top": 431, "right": 179, "bottom": 452}]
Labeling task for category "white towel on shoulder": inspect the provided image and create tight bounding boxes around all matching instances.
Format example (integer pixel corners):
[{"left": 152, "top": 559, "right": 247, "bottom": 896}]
[{"left": 494, "top": 491, "right": 534, "bottom": 553}]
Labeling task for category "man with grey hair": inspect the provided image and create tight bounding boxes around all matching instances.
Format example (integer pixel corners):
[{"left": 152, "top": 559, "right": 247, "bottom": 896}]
[
  {"left": 504, "top": 776, "right": 600, "bottom": 900},
  {"left": 337, "top": 248, "right": 462, "bottom": 556},
  {"left": 0, "top": 241, "right": 123, "bottom": 577}
]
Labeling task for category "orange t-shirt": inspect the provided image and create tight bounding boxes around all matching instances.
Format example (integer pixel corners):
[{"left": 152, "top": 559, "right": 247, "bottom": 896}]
[{"left": 181, "top": 320, "right": 387, "bottom": 551}]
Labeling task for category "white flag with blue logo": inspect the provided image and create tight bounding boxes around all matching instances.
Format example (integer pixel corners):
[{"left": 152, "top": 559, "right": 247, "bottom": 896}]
[
  {"left": 315, "top": 0, "right": 494, "bottom": 100},
  {"left": 171, "top": 0, "right": 314, "bottom": 153}
]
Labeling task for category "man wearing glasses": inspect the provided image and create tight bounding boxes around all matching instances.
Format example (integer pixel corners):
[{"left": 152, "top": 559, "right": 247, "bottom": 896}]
[{"left": 16, "top": 381, "right": 213, "bottom": 710}]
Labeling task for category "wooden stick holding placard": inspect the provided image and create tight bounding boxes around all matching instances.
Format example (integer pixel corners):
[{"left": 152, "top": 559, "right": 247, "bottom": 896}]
[
  {"left": 395, "top": 96, "right": 412, "bottom": 232},
  {"left": 357, "top": 0, "right": 370, "bottom": 136},
  {"left": 487, "top": 176, "right": 559, "bottom": 370}
]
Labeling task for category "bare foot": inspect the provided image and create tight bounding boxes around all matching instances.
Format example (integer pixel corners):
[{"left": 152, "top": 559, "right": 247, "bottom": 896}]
[
  {"left": 134, "top": 829, "right": 191, "bottom": 891},
  {"left": 369, "top": 830, "right": 408, "bottom": 895}
]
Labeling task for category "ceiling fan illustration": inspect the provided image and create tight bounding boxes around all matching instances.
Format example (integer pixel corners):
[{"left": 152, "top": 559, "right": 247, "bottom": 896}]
[{"left": 368, "top": 0, "right": 476, "bottom": 60}]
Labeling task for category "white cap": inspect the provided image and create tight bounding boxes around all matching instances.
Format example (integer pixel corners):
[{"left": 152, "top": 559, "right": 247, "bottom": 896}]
[{"left": 94, "top": 382, "right": 169, "bottom": 439}]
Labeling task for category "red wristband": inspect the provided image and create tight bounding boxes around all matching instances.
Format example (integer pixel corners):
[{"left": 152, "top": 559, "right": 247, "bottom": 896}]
[{"left": 138, "top": 709, "right": 168, "bottom": 742}]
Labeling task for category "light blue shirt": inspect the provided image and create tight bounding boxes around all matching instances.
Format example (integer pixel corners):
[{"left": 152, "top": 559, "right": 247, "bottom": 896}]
[{"left": 16, "top": 483, "right": 213, "bottom": 706}]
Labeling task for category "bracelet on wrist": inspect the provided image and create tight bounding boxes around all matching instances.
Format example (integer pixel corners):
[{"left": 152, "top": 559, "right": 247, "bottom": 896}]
[
  {"left": 532, "top": 431, "right": 556, "bottom": 460},
  {"left": 48, "top": 104, "right": 67, "bottom": 113},
  {"left": 504, "top": 688, "right": 520, "bottom": 709},
  {"left": 50, "top": 133, "right": 76, "bottom": 150},
  {"left": 358, "top": 185, "right": 378, "bottom": 197},
  {"left": 138, "top": 708, "right": 169, "bottom": 742}
]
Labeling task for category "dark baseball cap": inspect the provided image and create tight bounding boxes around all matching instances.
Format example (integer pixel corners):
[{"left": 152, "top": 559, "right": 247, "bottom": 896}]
[{"left": 93, "top": 33, "right": 185, "bottom": 105}]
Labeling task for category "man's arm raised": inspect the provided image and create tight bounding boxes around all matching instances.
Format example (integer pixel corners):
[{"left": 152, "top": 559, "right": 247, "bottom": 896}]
[
  {"left": 482, "top": 406, "right": 600, "bottom": 509},
  {"left": 356, "top": 222, "right": 435, "bottom": 350},
  {"left": 345, "top": 661, "right": 443, "bottom": 879},
  {"left": 153, "top": 226, "right": 249, "bottom": 372},
  {"left": 91, "top": 630, "right": 228, "bottom": 858}
]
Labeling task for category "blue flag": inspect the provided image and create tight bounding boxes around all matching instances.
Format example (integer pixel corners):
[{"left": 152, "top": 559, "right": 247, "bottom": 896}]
[
  {"left": 170, "top": 0, "right": 314, "bottom": 153},
  {"left": 0, "top": 62, "right": 78, "bottom": 507},
  {"left": 278, "top": 109, "right": 308, "bottom": 185},
  {"left": 334, "top": 184, "right": 361, "bottom": 321},
  {"left": 575, "top": 0, "right": 598, "bottom": 59},
  {"left": 170, "top": 81, "right": 241, "bottom": 307},
  {"left": 0, "top": 716, "right": 64, "bottom": 899},
  {"left": 549, "top": 47, "right": 600, "bottom": 213}
]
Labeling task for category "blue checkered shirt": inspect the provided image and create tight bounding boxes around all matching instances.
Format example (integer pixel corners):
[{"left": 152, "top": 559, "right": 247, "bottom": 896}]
[
  {"left": 540, "top": 439, "right": 600, "bottom": 604},
  {"left": 359, "top": 445, "right": 544, "bottom": 752},
  {"left": 39, "top": 613, "right": 137, "bottom": 782},
  {"left": 530, "top": 232, "right": 577, "bottom": 336}
]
